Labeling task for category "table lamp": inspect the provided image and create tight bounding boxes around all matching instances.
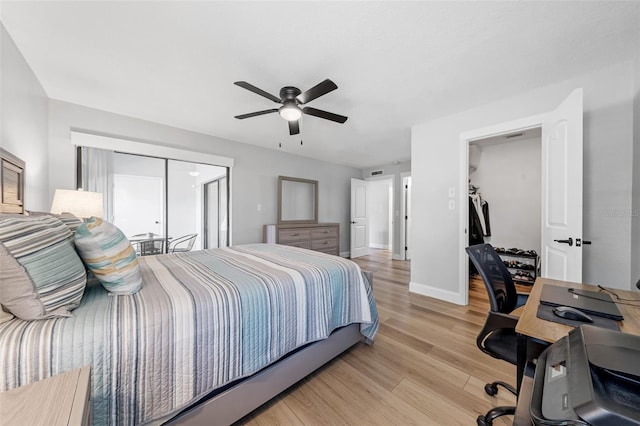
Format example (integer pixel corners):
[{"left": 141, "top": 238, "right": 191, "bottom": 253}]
[{"left": 50, "top": 189, "right": 104, "bottom": 220}]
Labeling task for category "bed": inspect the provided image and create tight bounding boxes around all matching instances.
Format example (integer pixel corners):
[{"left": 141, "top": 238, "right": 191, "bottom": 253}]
[{"left": 0, "top": 185, "right": 378, "bottom": 425}]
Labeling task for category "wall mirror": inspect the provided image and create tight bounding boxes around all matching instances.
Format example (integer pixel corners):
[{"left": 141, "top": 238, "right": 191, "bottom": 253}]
[{"left": 278, "top": 176, "right": 318, "bottom": 224}]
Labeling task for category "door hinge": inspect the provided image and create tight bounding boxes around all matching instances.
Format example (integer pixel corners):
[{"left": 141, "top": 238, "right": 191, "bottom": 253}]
[{"left": 405, "top": 246, "right": 408, "bottom": 251}]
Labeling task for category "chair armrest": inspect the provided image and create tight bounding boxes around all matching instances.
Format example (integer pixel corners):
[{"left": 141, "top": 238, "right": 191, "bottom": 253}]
[{"left": 485, "top": 311, "right": 519, "bottom": 331}]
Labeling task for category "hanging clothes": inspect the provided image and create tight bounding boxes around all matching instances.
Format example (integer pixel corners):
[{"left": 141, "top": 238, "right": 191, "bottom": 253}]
[
  {"left": 482, "top": 200, "right": 491, "bottom": 237},
  {"left": 469, "top": 196, "right": 484, "bottom": 245},
  {"left": 469, "top": 193, "right": 491, "bottom": 237}
]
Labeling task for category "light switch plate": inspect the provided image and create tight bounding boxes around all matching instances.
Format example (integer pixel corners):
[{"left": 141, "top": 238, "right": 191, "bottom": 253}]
[
  {"left": 448, "top": 200, "right": 455, "bottom": 210},
  {"left": 448, "top": 187, "right": 455, "bottom": 198}
]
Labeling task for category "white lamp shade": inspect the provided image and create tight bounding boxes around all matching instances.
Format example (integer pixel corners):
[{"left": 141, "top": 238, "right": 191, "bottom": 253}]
[{"left": 50, "top": 189, "right": 104, "bottom": 219}]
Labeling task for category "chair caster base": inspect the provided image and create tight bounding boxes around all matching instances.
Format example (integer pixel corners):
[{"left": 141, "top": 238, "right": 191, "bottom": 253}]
[
  {"left": 484, "top": 380, "right": 517, "bottom": 396},
  {"left": 477, "top": 415, "right": 491, "bottom": 426},
  {"left": 478, "top": 405, "right": 515, "bottom": 426}
]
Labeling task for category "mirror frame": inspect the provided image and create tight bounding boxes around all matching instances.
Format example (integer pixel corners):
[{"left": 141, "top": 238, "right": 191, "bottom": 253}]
[{"left": 277, "top": 176, "right": 318, "bottom": 224}]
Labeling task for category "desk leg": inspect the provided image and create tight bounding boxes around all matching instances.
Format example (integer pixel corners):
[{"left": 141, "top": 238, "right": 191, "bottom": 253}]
[{"left": 516, "top": 333, "right": 528, "bottom": 396}]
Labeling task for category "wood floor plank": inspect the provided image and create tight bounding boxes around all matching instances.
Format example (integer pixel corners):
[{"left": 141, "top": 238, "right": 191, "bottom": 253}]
[{"left": 239, "top": 249, "right": 520, "bottom": 425}]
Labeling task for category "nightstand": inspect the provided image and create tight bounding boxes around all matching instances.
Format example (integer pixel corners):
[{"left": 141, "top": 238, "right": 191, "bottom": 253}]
[{"left": 0, "top": 366, "right": 91, "bottom": 426}]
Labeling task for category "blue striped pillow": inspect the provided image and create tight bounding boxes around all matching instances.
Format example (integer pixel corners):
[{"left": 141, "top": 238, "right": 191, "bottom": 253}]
[
  {"left": 0, "top": 214, "right": 87, "bottom": 320},
  {"left": 74, "top": 217, "right": 142, "bottom": 295}
]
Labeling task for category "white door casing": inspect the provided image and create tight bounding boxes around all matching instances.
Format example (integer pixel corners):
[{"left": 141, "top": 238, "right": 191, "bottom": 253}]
[
  {"left": 541, "top": 89, "right": 584, "bottom": 282},
  {"left": 402, "top": 175, "right": 412, "bottom": 260},
  {"left": 350, "top": 178, "right": 369, "bottom": 258}
]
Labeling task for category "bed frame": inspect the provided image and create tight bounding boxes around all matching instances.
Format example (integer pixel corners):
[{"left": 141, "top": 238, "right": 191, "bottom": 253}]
[
  {"left": 167, "top": 323, "right": 362, "bottom": 425},
  {"left": 0, "top": 148, "right": 371, "bottom": 426}
]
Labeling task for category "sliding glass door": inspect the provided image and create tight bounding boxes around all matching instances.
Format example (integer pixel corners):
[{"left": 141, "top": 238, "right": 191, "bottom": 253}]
[
  {"left": 167, "top": 160, "right": 227, "bottom": 251},
  {"left": 80, "top": 147, "right": 230, "bottom": 254},
  {"left": 203, "top": 176, "right": 228, "bottom": 249}
]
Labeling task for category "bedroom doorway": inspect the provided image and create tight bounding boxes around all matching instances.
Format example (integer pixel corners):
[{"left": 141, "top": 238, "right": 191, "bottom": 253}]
[
  {"left": 458, "top": 89, "right": 584, "bottom": 305},
  {"left": 367, "top": 177, "right": 393, "bottom": 256}
]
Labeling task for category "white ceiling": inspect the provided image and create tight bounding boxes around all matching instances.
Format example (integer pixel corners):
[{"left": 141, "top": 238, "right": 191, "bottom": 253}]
[{"left": 2, "top": 1, "right": 638, "bottom": 169}]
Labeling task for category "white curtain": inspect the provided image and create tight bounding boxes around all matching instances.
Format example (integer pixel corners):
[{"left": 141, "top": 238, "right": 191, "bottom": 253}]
[{"left": 81, "top": 147, "right": 114, "bottom": 221}]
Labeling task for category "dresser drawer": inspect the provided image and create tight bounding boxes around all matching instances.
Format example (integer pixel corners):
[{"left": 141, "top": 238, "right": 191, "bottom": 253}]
[
  {"left": 280, "top": 240, "right": 312, "bottom": 250},
  {"left": 312, "top": 238, "right": 337, "bottom": 250},
  {"left": 315, "top": 246, "right": 339, "bottom": 255},
  {"left": 311, "top": 227, "right": 338, "bottom": 239},
  {"left": 278, "top": 229, "right": 311, "bottom": 243}
]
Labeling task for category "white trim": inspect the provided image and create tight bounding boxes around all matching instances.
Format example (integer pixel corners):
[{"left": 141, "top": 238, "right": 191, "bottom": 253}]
[
  {"left": 369, "top": 243, "right": 391, "bottom": 250},
  {"left": 458, "top": 113, "right": 545, "bottom": 307},
  {"left": 392, "top": 253, "right": 404, "bottom": 261},
  {"left": 409, "top": 281, "right": 466, "bottom": 305},
  {"left": 340, "top": 251, "right": 351, "bottom": 258},
  {"left": 400, "top": 172, "right": 411, "bottom": 261},
  {"left": 70, "top": 130, "right": 234, "bottom": 167}
]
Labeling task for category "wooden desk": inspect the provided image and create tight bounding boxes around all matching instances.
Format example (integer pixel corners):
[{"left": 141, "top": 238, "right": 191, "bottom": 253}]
[
  {"left": 514, "top": 277, "right": 640, "bottom": 423},
  {"left": 516, "top": 277, "right": 640, "bottom": 340}
]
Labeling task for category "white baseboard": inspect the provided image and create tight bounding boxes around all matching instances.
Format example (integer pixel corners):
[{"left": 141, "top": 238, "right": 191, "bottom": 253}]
[
  {"left": 369, "top": 243, "right": 391, "bottom": 250},
  {"left": 340, "top": 251, "right": 350, "bottom": 258},
  {"left": 392, "top": 253, "right": 404, "bottom": 260},
  {"left": 409, "top": 281, "right": 467, "bottom": 305}
]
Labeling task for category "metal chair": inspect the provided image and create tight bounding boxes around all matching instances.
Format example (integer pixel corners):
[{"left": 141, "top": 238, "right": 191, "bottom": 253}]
[
  {"left": 466, "top": 243, "right": 529, "bottom": 426},
  {"left": 169, "top": 234, "right": 197, "bottom": 253}
]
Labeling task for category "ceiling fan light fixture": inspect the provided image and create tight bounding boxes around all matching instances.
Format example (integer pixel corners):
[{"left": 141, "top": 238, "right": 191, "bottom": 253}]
[{"left": 279, "top": 102, "right": 302, "bottom": 121}]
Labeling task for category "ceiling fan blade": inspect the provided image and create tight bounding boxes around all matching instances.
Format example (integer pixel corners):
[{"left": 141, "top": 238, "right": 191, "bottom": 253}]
[
  {"left": 234, "top": 81, "right": 282, "bottom": 103},
  {"left": 289, "top": 120, "right": 300, "bottom": 135},
  {"left": 302, "top": 107, "right": 348, "bottom": 124},
  {"left": 296, "top": 79, "right": 338, "bottom": 104},
  {"left": 234, "top": 109, "right": 279, "bottom": 119}
]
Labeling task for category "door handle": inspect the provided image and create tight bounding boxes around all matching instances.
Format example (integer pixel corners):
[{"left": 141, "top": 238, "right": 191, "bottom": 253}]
[
  {"left": 576, "top": 238, "right": 592, "bottom": 247},
  {"left": 554, "top": 237, "right": 573, "bottom": 246}
]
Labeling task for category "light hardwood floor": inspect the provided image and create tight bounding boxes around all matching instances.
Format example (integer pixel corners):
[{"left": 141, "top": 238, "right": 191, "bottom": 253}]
[{"left": 239, "top": 249, "right": 529, "bottom": 425}]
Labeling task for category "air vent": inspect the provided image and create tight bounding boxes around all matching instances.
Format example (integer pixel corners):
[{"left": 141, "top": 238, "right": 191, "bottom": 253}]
[
  {"left": 371, "top": 170, "right": 384, "bottom": 176},
  {"left": 505, "top": 132, "right": 524, "bottom": 139}
]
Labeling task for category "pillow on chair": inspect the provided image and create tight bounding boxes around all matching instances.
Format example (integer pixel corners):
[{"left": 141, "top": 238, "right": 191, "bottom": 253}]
[
  {"left": 0, "top": 214, "right": 87, "bottom": 320},
  {"left": 74, "top": 217, "right": 142, "bottom": 295}
]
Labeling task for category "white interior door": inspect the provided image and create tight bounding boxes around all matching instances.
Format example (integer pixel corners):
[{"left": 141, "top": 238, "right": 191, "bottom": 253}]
[
  {"left": 113, "top": 174, "right": 164, "bottom": 237},
  {"left": 541, "top": 88, "right": 583, "bottom": 282},
  {"left": 350, "top": 178, "right": 369, "bottom": 258}
]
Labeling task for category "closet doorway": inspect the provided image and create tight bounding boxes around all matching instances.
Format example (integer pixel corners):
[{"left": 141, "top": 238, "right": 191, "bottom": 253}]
[{"left": 467, "top": 129, "right": 542, "bottom": 290}]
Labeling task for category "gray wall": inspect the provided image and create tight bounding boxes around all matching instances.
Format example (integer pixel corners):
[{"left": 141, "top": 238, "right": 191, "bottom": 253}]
[
  {"left": 361, "top": 161, "right": 411, "bottom": 259},
  {"left": 411, "top": 60, "right": 638, "bottom": 305},
  {"left": 48, "top": 100, "right": 361, "bottom": 252},
  {"left": 1, "top": 23, "right": 49, "bottom": 211},
  {"left": 632, "top": 25, "right": 640, "bottom": 290}
]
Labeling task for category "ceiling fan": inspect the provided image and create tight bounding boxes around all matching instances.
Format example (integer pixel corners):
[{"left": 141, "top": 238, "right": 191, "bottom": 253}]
[{"left": 234, "top": 79, "right": 348, "bottom": 135}]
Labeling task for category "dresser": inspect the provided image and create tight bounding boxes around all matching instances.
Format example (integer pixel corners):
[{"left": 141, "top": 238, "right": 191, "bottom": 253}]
[{"left": 264, "top": 223, "right": 340, "bottom": 256}]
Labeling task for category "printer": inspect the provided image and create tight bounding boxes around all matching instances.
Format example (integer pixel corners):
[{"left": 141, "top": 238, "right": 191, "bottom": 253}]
[{"left": 530, "top": 325, "right": 640, "bottom": 425}]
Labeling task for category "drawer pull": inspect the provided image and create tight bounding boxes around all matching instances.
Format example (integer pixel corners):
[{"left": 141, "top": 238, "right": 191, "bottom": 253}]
[
  {"left": 322, "top": 241, "right": 328, "bottom": 245},
  {"left": 290, "top": 233, "right": 299, "bottom": 236},
  {"left": 322, "top": 231, "right": 329, "bottom": 234}
]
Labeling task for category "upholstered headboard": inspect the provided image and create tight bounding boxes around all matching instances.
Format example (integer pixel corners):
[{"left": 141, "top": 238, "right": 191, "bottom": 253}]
[{"left": 0, "top": 148, "right": 25, "bottom": 215}]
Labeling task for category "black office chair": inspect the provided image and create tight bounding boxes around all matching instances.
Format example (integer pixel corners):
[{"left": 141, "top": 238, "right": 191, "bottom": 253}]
[
  {"left": 169, "top": 233, "right": 198, "bottom": 253},
  {"left": 466, "top": 243, "right": 529, "bottom": 426}
]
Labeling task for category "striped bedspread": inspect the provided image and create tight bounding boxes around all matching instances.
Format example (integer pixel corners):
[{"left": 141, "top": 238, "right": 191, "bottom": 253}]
[{"left": 0, "top": 244, "right": 378, "bottom": 425}]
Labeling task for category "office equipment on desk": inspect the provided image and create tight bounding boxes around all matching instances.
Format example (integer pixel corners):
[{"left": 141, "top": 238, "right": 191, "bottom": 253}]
[
  {"left": 530, "top": 325, "right": 640, "bottom": 426},
  {"left": 552, "top": 306, "right": 593, "bottom": 323},
  {"left": 540, "top": 284, "right": 624, "bottom": 321}
]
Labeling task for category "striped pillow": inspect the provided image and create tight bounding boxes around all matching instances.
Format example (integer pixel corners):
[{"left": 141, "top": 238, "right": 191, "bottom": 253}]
[
  {"left": 0, "top": 214, "right": 87, "bottom": 320},
  {"left": 74, "top": 217, "right": 142, "bottom": 295}
]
